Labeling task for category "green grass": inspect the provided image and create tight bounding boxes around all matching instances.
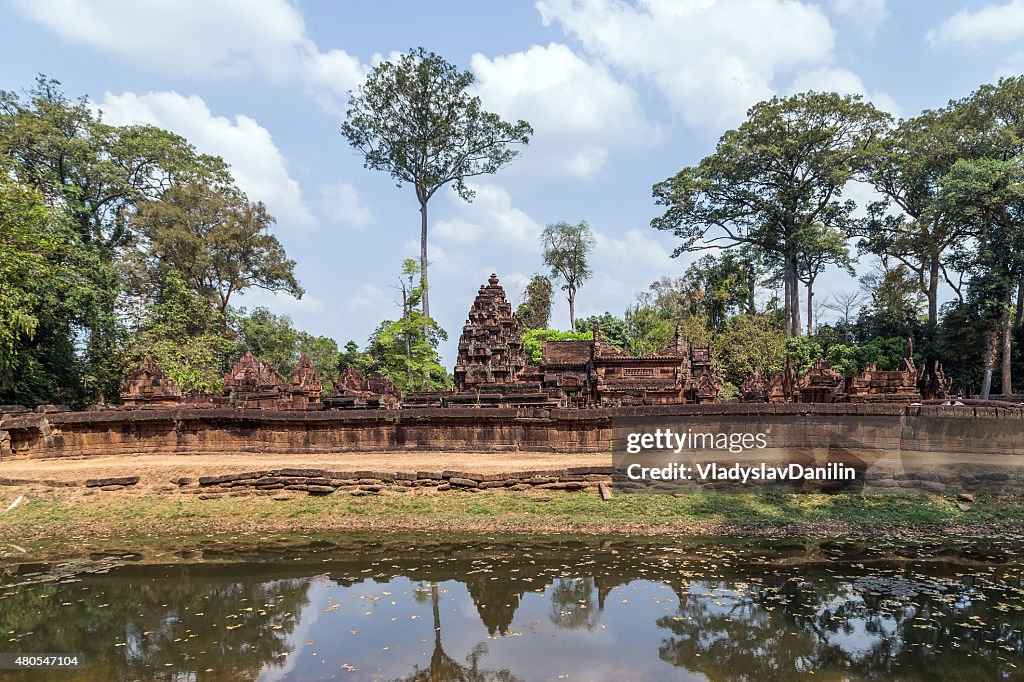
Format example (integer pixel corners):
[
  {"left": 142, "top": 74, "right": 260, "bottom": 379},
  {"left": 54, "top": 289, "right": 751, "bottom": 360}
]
[{"left": 0, "top": 490, "right": 1016, "bottom": 539}]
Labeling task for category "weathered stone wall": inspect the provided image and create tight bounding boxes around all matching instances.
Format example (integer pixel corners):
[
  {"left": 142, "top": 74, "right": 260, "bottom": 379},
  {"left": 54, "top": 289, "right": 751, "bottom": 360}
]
[{"left": 0, "top": 403, "right": 1021, "bottom": 460}]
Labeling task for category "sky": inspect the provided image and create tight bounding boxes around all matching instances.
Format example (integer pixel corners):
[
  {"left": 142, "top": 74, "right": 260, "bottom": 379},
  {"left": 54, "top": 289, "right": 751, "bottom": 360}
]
[{"left": 1, "top": 0, "right": 1022, "bottom": 366}]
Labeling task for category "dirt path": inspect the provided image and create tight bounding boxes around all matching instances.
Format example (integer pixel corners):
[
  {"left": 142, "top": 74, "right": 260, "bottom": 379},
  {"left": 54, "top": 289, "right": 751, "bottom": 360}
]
[{"left": 0, "top": 451, "right": 610, "bottom": 485}]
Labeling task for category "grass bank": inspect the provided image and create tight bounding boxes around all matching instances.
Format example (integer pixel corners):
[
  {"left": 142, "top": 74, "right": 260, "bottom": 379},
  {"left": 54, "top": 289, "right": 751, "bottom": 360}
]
[{"left": 2, "top": 489, "right": 1023, "bottom": 540}]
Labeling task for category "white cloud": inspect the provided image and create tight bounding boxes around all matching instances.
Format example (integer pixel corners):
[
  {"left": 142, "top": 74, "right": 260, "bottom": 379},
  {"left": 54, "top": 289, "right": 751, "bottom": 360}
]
[
  {"left": 786, "top": 67, "right": 900, "bottom": 115},
  {"left": 9, "top": 0, "right": 367, "bottom": 112},
  {"left": 927, "top": 0, "right": 1024, "bottom": 48},
  {"left": 536, "top": 0, "right": 837, "bottom": 129},
  {"left": 98, "top": 91, "right": 317, "bottom": 229},
  {"left": 571, "top": 227, "right": 679, "bottom": 320},
  {"left": 433, "top": 183, "right": 543, "bottom": 250},
  {"left": 471, "top": 43, "right": 658, "bottom": 177},
  {"left": 342, "top": 283, "right": 391, "bottom": 311},
  {"left": 304, "top": 49, "right": 370, "bottom": 114},
  {"left": 319, "top": 181, "right": 374, "bottom": 228},
  {"left": 830, "top": 0, "right": 888, "bottom": 34}
]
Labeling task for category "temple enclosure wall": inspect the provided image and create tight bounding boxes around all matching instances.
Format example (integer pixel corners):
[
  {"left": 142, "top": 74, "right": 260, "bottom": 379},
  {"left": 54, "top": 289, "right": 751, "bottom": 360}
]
[{"left": 1, "top": 404, "right": 1022, "bottom": 461}]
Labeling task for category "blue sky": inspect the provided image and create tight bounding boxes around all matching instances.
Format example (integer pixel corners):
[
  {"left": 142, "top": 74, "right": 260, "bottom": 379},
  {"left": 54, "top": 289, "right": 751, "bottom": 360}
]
[{"left": 1, "top": 0, "right": 1021, "bottom": 365}]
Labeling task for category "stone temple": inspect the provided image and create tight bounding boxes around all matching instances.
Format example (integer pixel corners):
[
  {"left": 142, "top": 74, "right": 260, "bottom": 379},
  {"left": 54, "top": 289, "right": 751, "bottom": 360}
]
[
  {"left": 116, "top": 273, "right": 952, "bottom": 411},
  {"left": 408, "top": 274, "right": 722, "bottom": 408}
]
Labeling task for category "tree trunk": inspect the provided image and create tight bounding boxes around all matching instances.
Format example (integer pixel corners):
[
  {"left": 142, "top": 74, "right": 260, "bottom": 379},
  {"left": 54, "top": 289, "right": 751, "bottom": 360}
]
[
  {"left": 402, "top": 284, "right": 412, "bottom": 387},
  {"left": 981, "top": 328, "right": 997, "bottom": 399},
  {"left": 783, "top": 253, "right": 801, "bottom": 337},
  {"left": 806, "top": 279, "right": 814, "bottom": 336},
  {"left": 1016, "top": 274, "right": 1024, "bottom": 328},
  {"left": 568, "top": 286, "right": 576, "bottom": 330},
  {"left": 792, "top": 266, "right": 801, "bottom": 337},
  {"left": 1001, "top": 309, "right": 1013, "bottom": 397},
  {"left": 783, "top": 264, "right": 792, "bottom": 337},
  {"left": 419, "top": 196, "right": 430, "bottom": 343},
  {"left": 783, "top": 256, "right": 797, "bottom": 337},
  {"left": 927, "top": 258, "right": 940, "bottom": 335}
]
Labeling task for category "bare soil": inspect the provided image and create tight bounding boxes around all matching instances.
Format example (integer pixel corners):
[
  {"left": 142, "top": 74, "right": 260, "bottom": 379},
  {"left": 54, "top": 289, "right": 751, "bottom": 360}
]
[{"left": 0, "top": 451, "right": 608, "bottom": 486}]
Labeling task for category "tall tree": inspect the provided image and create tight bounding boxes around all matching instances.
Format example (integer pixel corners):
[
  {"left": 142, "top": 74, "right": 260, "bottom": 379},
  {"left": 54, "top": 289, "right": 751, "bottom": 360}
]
[
  {"left": 859, "top": 106, "right": 972, "bottom": 334},
  {"left": 129, "top": 181, "right": 302, "bottom": 318},
  {"left": 652, "top": 92, "right": 887, "bottom": 337},
  {"left": 363, "top": 259, "right": 449, "bottom": 393},
  {"left": 937, "top": 77, "right": 1024, "bottom": 396},
  {"left": 542, "top": 220, "right": 596, "bottom": 329},
  {"left": 938, "top": 157, "right": 1024, "bottom": 397},
  {"left": 515, "top": 274, "right": 553, "bottom": 330},
  {"left": 793, "top": 222, "right": 855, "bottom": 335},
  {"left": 0, "top": 168, "right": 100, "bottom": 405},
  {"left": 0, "top": 76, "right": 227, "bottom": 401},
  {"left": 129, "top": 272, "right": 236, "bottom": 394},
  {"left": 340, "top": 48, "right": 532, "bottom": 338}
]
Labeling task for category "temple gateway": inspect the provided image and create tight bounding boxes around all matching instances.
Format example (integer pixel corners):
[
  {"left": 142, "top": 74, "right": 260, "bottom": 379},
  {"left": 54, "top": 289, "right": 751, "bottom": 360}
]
[{"left": 120, "top": 273, "right": 950, "bottom": 411}]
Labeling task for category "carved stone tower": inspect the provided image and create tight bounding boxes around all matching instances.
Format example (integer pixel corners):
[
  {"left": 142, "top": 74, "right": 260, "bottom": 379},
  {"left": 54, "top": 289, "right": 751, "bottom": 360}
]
[{"left": 454, "top": 274, "right": 528, "bottom": 391}]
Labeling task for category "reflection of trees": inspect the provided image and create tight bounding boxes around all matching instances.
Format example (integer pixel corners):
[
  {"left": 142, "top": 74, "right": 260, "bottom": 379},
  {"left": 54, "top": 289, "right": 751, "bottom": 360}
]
[
  {"left": 657, "top": 574, "right": 1024, "bottom": 681},
  {"left": 0, "top": 573, "right": 309, "bottom": 681},
  {"left": 392, "top": 583, "right": 521, "bottom": 682},
  {"left": 548, "top": 577, "right": 600, "bottom": 632},
  {"left": 4, "top": 536, "right": 1024, "bottom": 681}
]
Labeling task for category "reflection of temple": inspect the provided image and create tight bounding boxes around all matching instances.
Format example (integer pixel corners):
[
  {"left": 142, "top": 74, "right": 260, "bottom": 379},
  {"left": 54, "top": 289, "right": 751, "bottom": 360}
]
[{"left": 465, "top": 576, "right": 523, "bottom": 636}]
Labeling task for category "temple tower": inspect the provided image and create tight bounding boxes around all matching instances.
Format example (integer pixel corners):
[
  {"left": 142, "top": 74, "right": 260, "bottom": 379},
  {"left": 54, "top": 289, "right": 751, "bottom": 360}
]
[{"left": 453, "top": 274, "right": 527, "bottom": 391}]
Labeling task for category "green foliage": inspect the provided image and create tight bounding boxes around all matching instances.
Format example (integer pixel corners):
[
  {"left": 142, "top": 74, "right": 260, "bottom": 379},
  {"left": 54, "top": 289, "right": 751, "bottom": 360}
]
[
  {"left": 784, "top": 337, "right": 824, "bottom": 376},
  {"left": 340, "top": 48, "right": 532, "bottom": 206},
  {"left": 858, "top": 105, "right": 967, "bottom": 331},
  {"left": 129, "top": 181, "right": 302, "bottom": 315},
  {"left": 854, "top": 337, "right": 914, "bottom": 372},
  {"left": 652, "top": 91, "right": 888, "bottom": 336},
  {"left": 360, "top": 259, "right": 450, "bottom": 392},
  {"left": 0, "top": 76, "right": 228, "bottom": 405},
  {"left": 718, "top": 381, "right": 740, "bottom": 401},
  {"left": 935, "top": 302, "right": 984, "bottom": 396},
  {"left": 824, "top": 344, "right": 859, "bottom": 376},
  {"left": 235, "top": 307, "right": 301, "bottom": 378},
  {"left": 623, "top": 305, "right": 674, "bottom": 356},
  {"left": 542, "top": 220, "right": 596, "bottom": 329},
  {"left": 341, "top": 47, "right": 532, "bottom": 322},
  {"left": 297, "top": 333, "right": 340, "bottom": 393},
  {"left": 338, "top": 340, "right": 370, "bottom": 374},
  {"left": 713, "top": 314, "right": 786, "bottom": 386},
  {"left": 128, "top": 273, "right": 235, "bottom": 394},
  {"left": 855, "top": 263, "right": 926, "bottom": 341},
  {"left": 575, "top": 312, "right": 627, "bottom": 348},
  {"left": 515, "top": 274, "right": 553, "bottom": 330},
  {"left": 643, "top": 249, "right": 766, "bottom": 329},
  {"left": 0, "top": 169, "right": 109, "bottom": 406},
  {"left": 0, "top": 76, "right": 227, "bottom": 248},
  {"left": 234, "top": 307, "right": 340, "bottom": 389},
  {"left": 521, "top": 329, "right": 593, "bottom": 365}
]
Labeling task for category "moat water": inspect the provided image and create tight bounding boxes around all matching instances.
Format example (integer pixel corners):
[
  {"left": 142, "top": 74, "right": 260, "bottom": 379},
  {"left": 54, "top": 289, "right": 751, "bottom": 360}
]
[{"left": 1, "top": 534, "right": 1023, "bottom": 680}]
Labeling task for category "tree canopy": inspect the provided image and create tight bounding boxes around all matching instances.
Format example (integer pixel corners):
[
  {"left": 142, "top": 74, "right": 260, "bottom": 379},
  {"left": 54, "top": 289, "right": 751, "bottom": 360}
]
[{"left": 341, "top": 47, "right": 532, "bottom": 334}]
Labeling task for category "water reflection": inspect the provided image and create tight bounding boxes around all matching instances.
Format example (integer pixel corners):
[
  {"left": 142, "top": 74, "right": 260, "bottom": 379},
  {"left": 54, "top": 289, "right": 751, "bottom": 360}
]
[{"left": 0, "top": 535, "right": 1022, "bottom": 680}]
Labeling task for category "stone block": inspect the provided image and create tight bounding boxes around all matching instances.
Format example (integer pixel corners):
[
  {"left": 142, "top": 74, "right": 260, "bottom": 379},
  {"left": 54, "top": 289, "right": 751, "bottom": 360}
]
[{"left": 85, "top": 476, "right": 139, "bottom": 488}]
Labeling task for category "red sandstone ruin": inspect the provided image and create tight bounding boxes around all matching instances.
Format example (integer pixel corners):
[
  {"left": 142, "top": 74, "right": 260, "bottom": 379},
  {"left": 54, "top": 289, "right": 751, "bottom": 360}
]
[{"left": 114, "top": 274, "right": 951, "bottom": 410}]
